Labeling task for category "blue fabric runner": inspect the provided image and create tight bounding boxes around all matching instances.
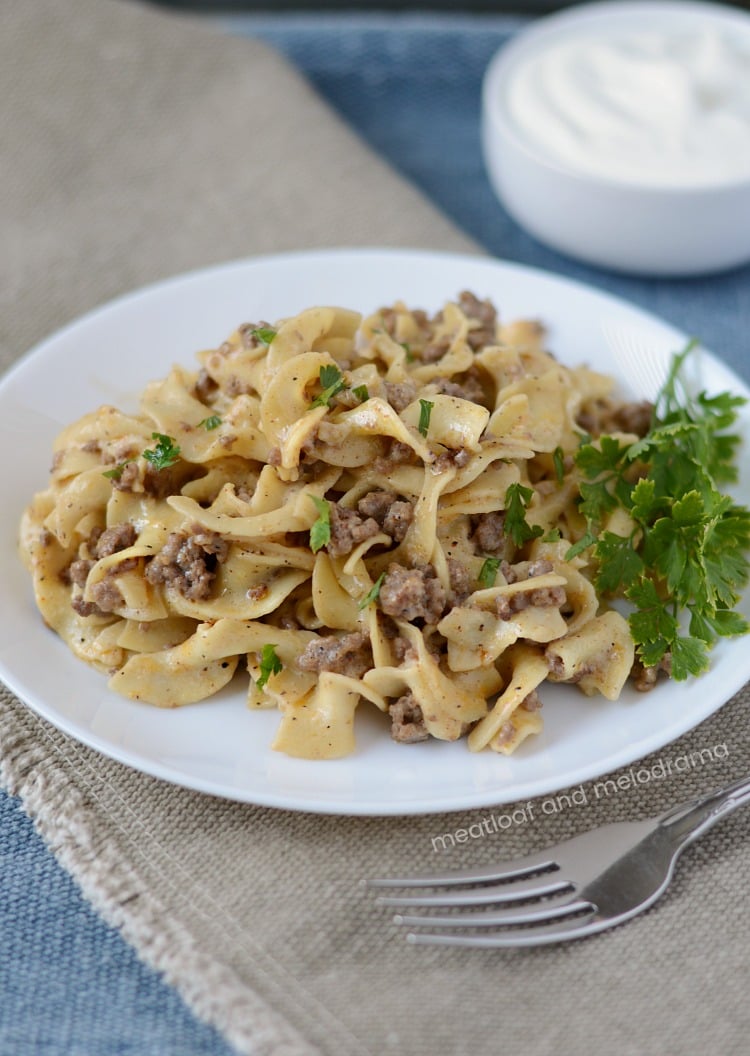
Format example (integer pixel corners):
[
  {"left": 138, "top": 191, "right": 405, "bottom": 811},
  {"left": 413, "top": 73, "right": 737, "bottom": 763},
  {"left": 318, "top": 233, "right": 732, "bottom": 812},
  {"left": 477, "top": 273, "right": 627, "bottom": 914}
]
[{"left": 2, "top": 14, "right": 748, "bottom": 1054}]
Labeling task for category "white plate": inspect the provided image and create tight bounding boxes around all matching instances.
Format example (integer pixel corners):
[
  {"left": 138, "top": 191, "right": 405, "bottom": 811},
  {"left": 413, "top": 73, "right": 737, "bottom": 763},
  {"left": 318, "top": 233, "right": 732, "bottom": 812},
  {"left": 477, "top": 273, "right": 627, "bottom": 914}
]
[{"left": 1, "top": 249, "right": 748, "bottom": 815}]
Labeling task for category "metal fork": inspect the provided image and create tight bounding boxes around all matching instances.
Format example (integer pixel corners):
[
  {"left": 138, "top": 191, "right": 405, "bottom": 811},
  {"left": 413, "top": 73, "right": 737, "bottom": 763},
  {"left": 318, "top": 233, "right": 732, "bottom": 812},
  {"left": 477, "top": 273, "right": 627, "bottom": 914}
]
[{"left": 369, "top": 775, "right": 750, "bottom": 947}]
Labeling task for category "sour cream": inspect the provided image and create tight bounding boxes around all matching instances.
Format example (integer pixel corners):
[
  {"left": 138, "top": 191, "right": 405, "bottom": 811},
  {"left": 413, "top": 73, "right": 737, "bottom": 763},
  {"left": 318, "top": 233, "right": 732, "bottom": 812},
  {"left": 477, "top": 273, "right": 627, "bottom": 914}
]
[{"left": 505, "top": 27, "right": 750, "bottom": 186}]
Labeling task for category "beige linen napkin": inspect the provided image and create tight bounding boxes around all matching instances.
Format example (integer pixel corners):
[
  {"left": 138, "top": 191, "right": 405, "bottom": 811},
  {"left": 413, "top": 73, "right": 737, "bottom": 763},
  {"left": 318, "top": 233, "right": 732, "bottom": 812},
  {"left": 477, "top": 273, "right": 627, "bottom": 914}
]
[{"left": 2, "top": 3, "right": 749, "bottom": 1054}]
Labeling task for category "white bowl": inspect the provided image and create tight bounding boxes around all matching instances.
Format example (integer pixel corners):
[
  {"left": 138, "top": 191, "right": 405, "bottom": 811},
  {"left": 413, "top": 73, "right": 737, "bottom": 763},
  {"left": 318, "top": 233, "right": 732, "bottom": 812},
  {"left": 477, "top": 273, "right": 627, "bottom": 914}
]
[{"left": 482, "top": 1, "right": 750, "bottom": 276}]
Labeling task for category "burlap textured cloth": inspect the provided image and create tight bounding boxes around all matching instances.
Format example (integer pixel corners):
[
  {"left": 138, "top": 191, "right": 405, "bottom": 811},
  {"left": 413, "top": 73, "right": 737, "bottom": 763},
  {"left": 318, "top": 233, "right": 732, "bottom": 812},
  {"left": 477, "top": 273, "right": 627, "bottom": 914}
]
[{"left": 2, "top": 3, "right": 749, "bottom": 1053}]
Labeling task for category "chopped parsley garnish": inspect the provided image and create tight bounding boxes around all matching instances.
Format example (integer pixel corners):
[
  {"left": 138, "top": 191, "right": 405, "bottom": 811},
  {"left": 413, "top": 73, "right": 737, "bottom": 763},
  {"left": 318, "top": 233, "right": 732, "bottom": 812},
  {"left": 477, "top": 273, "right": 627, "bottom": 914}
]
[
  {"left": 198, "top": 415, "right": 222, "bottom": 431},
  {"left": 400, "top": 342, "right": 414, "bottom": 363},
  {"left": 251, "top": 327, "right": 277, "bottom": 347},
  {"left": 309, "top": 495, "right": 331, "bottom": 553},
  {"left": 553, "top": 445, "right": 566, "bottom": 485},
  {"left": 142, "top": 433, "right": 181, "bottom": 470},
  {"left": 504, "top": 482, "right": 544, "bottom": 548},
  {"left": 418, "top": 399, "right": 434, "bottom": 437},
  {"left": 310, "top": 364, "right": 346, "bottom": 408},
  {"left": 478, "top": 557, "right": 501, "bottom": 589},
  {"left": 256, "top": 644, "right": 283, "bottom": 689},
  {"left": 568, "top": 343, "right": 750, "bottom": 679},
  {"left": 352, "top": 385, "right": 370, "bottom": 403},
  {"left": 358, "top": 572, "right": 386, "bottom": 610},
  {"left": 102, "top": 460, "right": 131, "bottom": 480}
]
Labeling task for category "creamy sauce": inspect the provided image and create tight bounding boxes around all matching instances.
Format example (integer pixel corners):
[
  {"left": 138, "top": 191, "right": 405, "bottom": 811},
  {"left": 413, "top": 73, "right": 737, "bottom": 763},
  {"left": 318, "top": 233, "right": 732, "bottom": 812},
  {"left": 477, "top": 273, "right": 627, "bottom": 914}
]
[{"left": 505, "top": 28, "right": 750, "bottom": 186}]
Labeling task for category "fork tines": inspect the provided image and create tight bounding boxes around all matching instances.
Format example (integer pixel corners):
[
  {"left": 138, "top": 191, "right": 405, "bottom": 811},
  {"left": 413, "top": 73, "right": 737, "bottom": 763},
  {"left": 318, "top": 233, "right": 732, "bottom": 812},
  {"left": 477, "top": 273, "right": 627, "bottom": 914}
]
[{"left": 368, "top": 852, "right": 601, "bottom": 947}]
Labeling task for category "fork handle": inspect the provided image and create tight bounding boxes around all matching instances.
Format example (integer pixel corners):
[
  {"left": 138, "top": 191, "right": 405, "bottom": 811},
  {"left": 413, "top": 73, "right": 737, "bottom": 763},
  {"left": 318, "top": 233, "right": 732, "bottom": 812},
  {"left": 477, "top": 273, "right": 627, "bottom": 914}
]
[{"left": 658, "top": 774, "right": 750, "bottom": 849}]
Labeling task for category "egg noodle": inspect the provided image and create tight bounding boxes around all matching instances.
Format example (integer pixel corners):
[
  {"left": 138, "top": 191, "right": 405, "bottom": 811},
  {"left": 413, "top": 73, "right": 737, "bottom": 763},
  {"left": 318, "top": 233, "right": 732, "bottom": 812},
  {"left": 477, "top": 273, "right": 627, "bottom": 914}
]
[{"left": 20, "top": 293, "right": 646, "bottom": 759}]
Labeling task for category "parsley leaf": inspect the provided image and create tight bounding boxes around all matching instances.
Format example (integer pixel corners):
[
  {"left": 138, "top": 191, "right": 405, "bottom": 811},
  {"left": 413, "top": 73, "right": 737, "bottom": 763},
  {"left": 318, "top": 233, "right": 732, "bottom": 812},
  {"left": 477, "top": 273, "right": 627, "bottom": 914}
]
[
  {"left": 552, "top": 446, "right": 566, "bottom": 485},
  {"left": 358, "top": 572, "right": 386, "bottom": 610},
  {"left": 418, "top": 399, "right": 434, "bottom": 437},
  {"left": 142, "top": 433, "right": 181, "bottom": 470},
  {"left": 251, "top": 327, "right": 277, "bottom": 347},
  {"left": 352, "top": 385, "right": 369, "bottom": 402},
  {"left": 198, "top": 415, "right": 222, "bottom": 431},
  {"left": 102, "top": 460, "right": 131, "bottom": 480},
  {"left": 564, "top": 530, "right": 597, "bottom": 561},
  {"left": 593, "top": 531, "right": 645, "bottom": 594},
  {"left": 255, "top": 644, "right": 283, "bottom": 689},
  {"left": 504, "top": 483, "right": 544, "bottom": 548},
  {"left": 478, "top": 557, "right": 501, "bottom": 589},
  {"left": 311, "top": 364, "right": 346, "bottom": 408},
  {"left": 309, "top": 495, "right": 331, "bottom": 553}
]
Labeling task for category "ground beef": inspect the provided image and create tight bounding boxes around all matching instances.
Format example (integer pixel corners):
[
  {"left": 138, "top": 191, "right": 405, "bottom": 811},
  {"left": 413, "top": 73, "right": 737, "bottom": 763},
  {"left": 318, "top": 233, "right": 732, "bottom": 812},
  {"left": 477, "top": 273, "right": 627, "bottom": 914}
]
[
  {"left": 297, "top": 631, "right": 373, "bottom": 678},
  {"left": 495, "top": 558, "right": 566, "bottom": 619},
  {"left": 433, "top": 448, "right": 471, "bottom": 473},
  {"left": 447, "top": 558, "right": 472, "bottom": 603},
  {"left": 357, "top": 489, "right": 394, "bottom": 522},
  {"left": 373, "top": 439, "right": 417, "bottom": 473},
  {"left": 95, "top": 523, "right": 136, "bottom": 558},
  {"left": 71, "top": 596, "right": 98, "bottom": 618},
  {"left": 194, "top": 367, "right": 217, "bottom": 402},
  {"left": 631, "top": 653, "right": 672, "bottom": 691},
  {"left": 331, "top": 388, "right": 362, "bottom": 410},
  {"left": 357, "top": 491, "right": 414, "bottom": 543},
  {"left": 66, "top": 559, "right": 93, "bottom": 588},
  {"left": 430, "top": 371, "right": 486, "bottom": 405},
  {"left": 471, "top": 512, "right": 506, "bottom": 555},
  {"left": 577, "top": 398, "right": 653, "bottom": 439},
  {"left": 496, "top": 585, "right": 565, "bottom": 620},
  {"left": 421, "top": 335, "right": 451, "bottom": 363},
  {"left": 384, "top": 381, "right": 417, "bottom": 413},
  {"left": 522, "top": 689, "right": 543, "bottom": 712},
  {"left": 527, "top": 558, "right": 553, "bottom": 577},
  {"left": 389, "top": 692, "right": 430, "bottom": 743},
  {"left": 458, "top": 290, "right": 498, "bottom": 350},
  {"left": 112, "top": 461, "right": 181, "bottom": 499},
  {"left": 112, "top": 462, "right": 139, "bottom": 492},
  {"left": 64, "top": 523, "right": 136, "bottom": 606},
  {"left": 499, "top": 560, "right": 517, "bottom": 584},
  {"left": 611, "top": 401, "right": 653, "bottom": 438},
  {"left": 88, "top": 577, "right": 125, "bottom": 614},
  {"left": 545, "top": 652, "right": 594, "bottom": 684},
  {"left": 225, "top": 375, "right": 252, "bottom": 398},
  {"left": 379, "top": 563, "right": 447, "bottom": 624},
  {"left": 327, "top": 504, "right": 380, "bottom": 558},
  {"left": 145, "top": 525, "right": 229, "bottom": 600},
  {"left": 494, "top": 720, "right": 516, "bottom": 747}
]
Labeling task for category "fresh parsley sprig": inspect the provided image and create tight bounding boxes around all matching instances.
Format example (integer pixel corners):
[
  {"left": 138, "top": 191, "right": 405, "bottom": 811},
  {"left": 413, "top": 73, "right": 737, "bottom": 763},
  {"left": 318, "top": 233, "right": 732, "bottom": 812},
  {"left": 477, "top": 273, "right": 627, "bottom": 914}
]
[
  {"left": 102, "top": 460, "right": 132, "bottom": 481},
  {"left": 358, "top": 572, "right": 386, "bottom": 610},
  {"left": 311, "top": 365, "right": 346, "bottom": 408},
  {"left": 504, "top": 483, "right": 544, "bottom": 548},
  {"left": 478, "top": 557, "right": 501, "bottom": 589},
  {"left": 418, "top": 399, "right": 433, "bottom": 437},
  {"left": 142, "top": 433, "right": 181, "bottom": 470},
  {"left": 309, "top": 495, "right": 331, "bottom": 553},
  {"left": 251, "top": 327, "right": 277, "bottom": 347},
  {"left": 570, "top": 343, "right": 750, "bottom": 679},
  {"left": 198, "top": 415, "right": 222, "bottom": 431},
  {"left": 255, "top": 644, "right": 283, "bottom": 690}
]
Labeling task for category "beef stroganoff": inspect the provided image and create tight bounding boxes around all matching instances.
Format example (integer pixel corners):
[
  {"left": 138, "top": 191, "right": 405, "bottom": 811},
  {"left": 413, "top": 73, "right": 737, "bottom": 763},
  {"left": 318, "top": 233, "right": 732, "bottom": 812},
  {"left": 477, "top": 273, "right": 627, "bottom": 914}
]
[{"left": 18, "top": 293, "right": 693, "bottom": 759}]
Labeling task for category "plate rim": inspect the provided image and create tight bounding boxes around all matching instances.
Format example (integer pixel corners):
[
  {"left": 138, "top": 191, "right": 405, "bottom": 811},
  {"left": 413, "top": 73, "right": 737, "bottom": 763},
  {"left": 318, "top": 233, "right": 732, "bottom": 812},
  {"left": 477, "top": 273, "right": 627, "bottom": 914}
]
[{"left": 2, "top": 246, "right": 748, "bottom": 816}]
